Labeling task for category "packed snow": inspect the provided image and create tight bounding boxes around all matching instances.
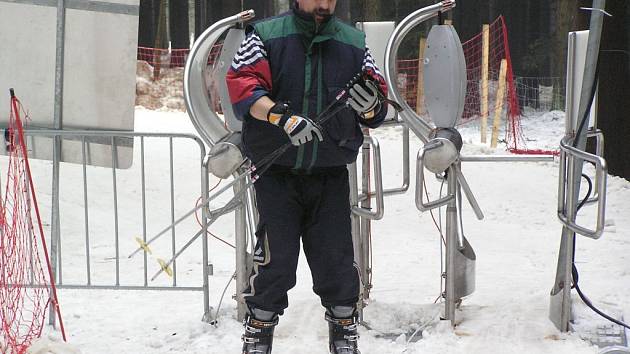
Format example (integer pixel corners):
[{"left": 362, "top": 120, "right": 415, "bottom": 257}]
[{"left": 14, "top": 108, "right": 630, "bottom": 353}]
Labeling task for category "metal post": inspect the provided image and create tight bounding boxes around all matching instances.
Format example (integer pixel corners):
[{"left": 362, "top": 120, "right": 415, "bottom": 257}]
[
  {"left": 201, "top": 157, "right": 211, "bottom": 322},
  {"left": 348, "top": 162, "right": 363, "bottom": 319},
  {"left": 360, "top": 131, "right": 372, "bottom": 304},
  {"left": 81, "top": 137, "right": 91, "bottom": 285},
  {"left": 111, "top": 138, "right": 120, "bottom": 286},
  {"left": 444, "top": 165, "right": 458, "bottom": 324},
  {"left": 549, "top": 25, "right": 579, "bottom": 335},
  {"left": 235, "top": 172, "right": 249, "bottom": 321},
  {"left": 169, "top": 137, "right": 177, "bottom": 286},
  {"left": 49, "top": 0, "right": 66, "bottom": 327},
  {"left": 550, "top": 0, "right": 607, "bottom": 332},
  {"left": 140, "top": 137, "right": 148, "bottom": 286}
]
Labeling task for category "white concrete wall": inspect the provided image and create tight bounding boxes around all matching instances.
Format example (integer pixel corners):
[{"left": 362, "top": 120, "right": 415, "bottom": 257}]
[
  {"left": 0, "top": 0, "right": 139, "bottom": 168},
  {"left": 356, "top": 21, "right": 397, "bottom": 121}
]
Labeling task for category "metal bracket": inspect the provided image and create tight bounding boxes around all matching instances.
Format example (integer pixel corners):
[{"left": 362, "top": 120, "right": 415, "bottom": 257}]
[
  {"left": 585, "top": 129, "right": 605, "bottom": 204},
  {"left": 579, "top": 7, "right": 613, "bottom": 17},
  {"left": 415, "top": 147, "right": 454, "bottom": 211}
]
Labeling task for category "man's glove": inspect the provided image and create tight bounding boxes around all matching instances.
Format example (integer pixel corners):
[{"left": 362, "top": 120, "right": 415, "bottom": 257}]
[
  {"left": 347, "top": 80, "right": 382, "bottom": 119},
  {"left": 267, "top": 103, "right": 323, "bottom": 146}
]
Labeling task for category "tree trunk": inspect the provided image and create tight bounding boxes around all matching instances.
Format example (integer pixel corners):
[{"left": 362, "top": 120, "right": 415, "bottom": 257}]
[
  {"left": 550, "top": 0, "right": 578, "bottom": 78},
  {"left": 169, "top": 0, "right": 189, "bottom": 49},
  {"left": 363, "top": 0, "right": 381, "bottom": 22},
  {"left": 154, "top": 0, "right": 168, "bottom": 49},
  {"left": 335, "top": 0, "right": 351, "bottom": 22},
  {"left": 138, "top": 0, "right": 158, "bottom": 47},
  {"left": 487, "top": 0, "right": 496, "bottom": 24},
  {"left": 242, "top": 0, "right": 272, "bottom": 18},
  {"left": 194, "top": 0, "right": 206, "bottom": 39}
]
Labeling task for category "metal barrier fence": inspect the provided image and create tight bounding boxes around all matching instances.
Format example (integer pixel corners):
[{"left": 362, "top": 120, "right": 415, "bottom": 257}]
[
  {"left": 21, "top": 130, "right": 212, "bottom": 321},
  {"left": 515, "top": 76, "right": 566, "bottom": 113}
]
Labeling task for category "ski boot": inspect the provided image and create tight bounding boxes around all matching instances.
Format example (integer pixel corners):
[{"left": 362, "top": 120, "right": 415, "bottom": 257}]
[
  {"left": 241, "top": 309, "right": 278, "bottom": 354},
  {"left": 325, "top": 306, "right": 360, "bottom": 354}
]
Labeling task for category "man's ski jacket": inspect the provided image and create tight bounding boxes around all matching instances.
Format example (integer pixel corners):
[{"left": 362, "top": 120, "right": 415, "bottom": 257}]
[{"left": 226, "top": 7, "right": 388, "bottom": 169}]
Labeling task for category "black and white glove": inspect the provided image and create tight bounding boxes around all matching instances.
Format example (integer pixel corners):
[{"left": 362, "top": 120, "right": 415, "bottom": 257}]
[
  {"left": 267, "top": 103, "right": 323, "bottom": 146},
  {"left": 347, "top": 80, "right": 382, "bottom": 119}
]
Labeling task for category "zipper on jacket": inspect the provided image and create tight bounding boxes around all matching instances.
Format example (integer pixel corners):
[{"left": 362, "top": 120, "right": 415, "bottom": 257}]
[
  {"left": 307, "top": 46, "right": 324, "bottom": 170},
  {"left": 294, "top": 45, "right": 313, "bottom": 170}
]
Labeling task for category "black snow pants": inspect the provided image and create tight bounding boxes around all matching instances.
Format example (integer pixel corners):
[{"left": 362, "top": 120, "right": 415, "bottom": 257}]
[{"left": 243, "top": 165, "right": 360, "bottom": 315}]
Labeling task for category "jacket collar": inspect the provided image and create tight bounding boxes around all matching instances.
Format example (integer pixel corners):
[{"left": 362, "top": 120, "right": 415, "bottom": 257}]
[{"left": 291, "top": 2, "right": 338, "bottom": 43}]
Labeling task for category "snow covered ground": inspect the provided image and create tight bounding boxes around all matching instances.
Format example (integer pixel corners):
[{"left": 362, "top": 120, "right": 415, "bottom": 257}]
[{"left": 18, "top": 108, "right": 630, "bottom": 353}]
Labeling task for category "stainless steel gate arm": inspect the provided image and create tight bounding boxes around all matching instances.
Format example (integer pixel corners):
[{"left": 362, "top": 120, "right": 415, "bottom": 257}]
[{"left": 453, "top": 163, "right": 484, "bottom": 220}]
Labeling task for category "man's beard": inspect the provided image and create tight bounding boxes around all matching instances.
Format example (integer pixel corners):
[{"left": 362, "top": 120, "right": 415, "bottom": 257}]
[
  {"left": 294, "top": 1, "right": 333, "bottom": 22},
  {"left": 313, "top": 8, "right": 332, "bottom": 22}
]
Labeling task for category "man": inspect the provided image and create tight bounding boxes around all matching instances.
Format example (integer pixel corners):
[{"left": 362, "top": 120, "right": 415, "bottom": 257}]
[{"left": 226, "top": 0, "right": 388, "bottom": 353}]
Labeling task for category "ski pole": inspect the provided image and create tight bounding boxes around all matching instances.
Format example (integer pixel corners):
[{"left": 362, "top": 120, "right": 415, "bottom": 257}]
[
  {"left": 150, "top": 104, "right": 353, "bottom": 275},
  {"left": 129, "top": 75, "right": 360, "bottom": 259},
  {"left": 127, "top": 169, "right": 251, "bottom": 258}
]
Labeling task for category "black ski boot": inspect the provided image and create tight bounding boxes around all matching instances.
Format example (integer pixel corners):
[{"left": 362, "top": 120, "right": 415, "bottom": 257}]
[
  {"left": 325, "top": 306, "right": 360, "bottom": 354},
  {"left": 241, "top": 311, "right": 278, "bottom": 354}
]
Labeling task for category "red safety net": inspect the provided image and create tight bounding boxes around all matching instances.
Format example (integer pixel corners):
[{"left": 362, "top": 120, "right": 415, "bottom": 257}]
[
  {"left": 461, "top": 16, "right": 557, "bottom": 155},
  {"left": 390, "top": 17, "right": 557, "bottom": 155},
  {"left": 1, "top": 91, "right": 66, "bottom": 353},
  {"left": 396, "top": 58, "right": 424, "bottom": 115},
  {"left": 137, "top": 43, "right": 223, "bottom": 78}
]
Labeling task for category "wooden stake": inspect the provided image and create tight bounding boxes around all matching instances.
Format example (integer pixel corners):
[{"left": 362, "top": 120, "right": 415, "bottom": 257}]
[
  {"left": 415, "top": 37, "right": 427, "bottom": 115},
  {"left": 490, "top": 59, "right": 507, "bottom": 148},
  {"left": 481, "top": 24, "right": 490, "bottom": 143}
]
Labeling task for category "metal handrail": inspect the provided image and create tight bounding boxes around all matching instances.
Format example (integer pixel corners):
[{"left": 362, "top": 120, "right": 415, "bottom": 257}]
[
  {"left": 357, "top": 122, "right": 410, "bottom": 202},
  {"left": 460, "top": 155, "right": 555, "bottom": 162},
  {"left": 383, "top": 123, "right": 411, "bottom": 196},
  {"left": 557, "top": 136, "right": 607, "bottom": 239},
  {"left": 352, "top": 136, "right": 384, "bottom": 220}
]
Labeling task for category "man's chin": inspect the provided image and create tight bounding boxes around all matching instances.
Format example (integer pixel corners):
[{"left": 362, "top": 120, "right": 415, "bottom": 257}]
[{"left": 315, "top": 14, "right": 332, "bottom": 23}]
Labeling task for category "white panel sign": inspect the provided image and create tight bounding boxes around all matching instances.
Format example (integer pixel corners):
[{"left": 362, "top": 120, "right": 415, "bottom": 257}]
[
  {"left": 0, "top": 0, "right": 139, "bottom": 168},
  {"left": 567, "top": 30, "right": 598, "bottom": 132}
]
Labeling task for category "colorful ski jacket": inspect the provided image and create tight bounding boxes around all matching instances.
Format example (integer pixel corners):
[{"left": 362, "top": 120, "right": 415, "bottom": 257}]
[{"left": 226, "top": 7, "right": 388, "bottom": 169}]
